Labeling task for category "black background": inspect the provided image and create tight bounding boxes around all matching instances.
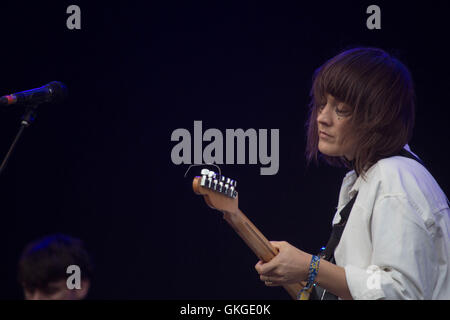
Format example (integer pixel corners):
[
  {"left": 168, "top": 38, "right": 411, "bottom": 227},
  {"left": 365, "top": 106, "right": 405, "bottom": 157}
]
[{"left": 0, "top": 1, "right": 448, "bottom": 299}]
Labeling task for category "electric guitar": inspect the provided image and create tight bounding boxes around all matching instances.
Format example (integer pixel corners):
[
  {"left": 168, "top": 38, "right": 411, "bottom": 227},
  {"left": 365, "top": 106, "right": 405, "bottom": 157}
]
[{"left": 192, "top": 169, "right": 309, "bottom": 300}]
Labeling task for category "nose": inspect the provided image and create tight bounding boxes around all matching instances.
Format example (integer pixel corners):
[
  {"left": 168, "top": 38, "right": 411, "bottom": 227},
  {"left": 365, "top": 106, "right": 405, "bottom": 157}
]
[{"left": 317, "top": 103, "right": 333, "bottom": 126}]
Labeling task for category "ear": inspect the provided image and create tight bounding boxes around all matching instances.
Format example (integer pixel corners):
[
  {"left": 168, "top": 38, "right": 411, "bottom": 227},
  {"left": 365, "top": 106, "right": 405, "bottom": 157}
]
[{"left": 74, "top": 279, "right": 90, "bottom": 300}]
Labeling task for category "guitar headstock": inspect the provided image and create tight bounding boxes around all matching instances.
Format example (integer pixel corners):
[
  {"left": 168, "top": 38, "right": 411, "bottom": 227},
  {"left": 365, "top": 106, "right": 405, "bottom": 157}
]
[{"left": 192, "top": 169, "right": 238, "bottom": 213}]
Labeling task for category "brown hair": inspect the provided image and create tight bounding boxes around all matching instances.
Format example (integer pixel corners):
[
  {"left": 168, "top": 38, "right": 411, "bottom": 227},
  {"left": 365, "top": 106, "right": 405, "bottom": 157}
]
[
  {"left": 305, "top": 47, "right": 416, "bottom": 178},
  {"left": 18, "top": 234, "right": 93, "bottom": 293}
]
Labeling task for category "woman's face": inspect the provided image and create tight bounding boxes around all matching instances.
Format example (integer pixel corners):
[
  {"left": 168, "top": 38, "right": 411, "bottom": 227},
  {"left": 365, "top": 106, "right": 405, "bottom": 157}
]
[{"left": 316, "top": 94, "right": 356, "bottom": 160}]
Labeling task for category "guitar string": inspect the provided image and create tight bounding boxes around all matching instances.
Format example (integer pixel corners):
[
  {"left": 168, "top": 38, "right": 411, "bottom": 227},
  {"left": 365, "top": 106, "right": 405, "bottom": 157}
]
[
  {"left": 187, "top": 164, "right": 303, "bottom": 298},
  {"left": 183, "top": 163, "right": 222, "bottom": 178}
]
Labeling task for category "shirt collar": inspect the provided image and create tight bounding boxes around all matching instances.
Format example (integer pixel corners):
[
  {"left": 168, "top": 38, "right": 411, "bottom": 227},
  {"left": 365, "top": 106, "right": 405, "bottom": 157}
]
[
  {"left": 342, "top": 143, "right": 412, "bottom": 199},
  {"left": 342, "top": 170, "right": 359, "bottom": 198},
  {"left": 349, "top": 173, "right": 363, "bottom": 198},
  {"left": 343, "top": 163, "right": 375, "bottom": 198}
]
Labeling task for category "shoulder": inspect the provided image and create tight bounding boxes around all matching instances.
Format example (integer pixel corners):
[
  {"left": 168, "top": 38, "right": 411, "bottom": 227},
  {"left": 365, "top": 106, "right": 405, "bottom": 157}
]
[
  {"left": 376, "top": 155, "right": 427, "bottom": 189},
  {"left": 365, "top": 155, "right": 449, "bottom": 215}
]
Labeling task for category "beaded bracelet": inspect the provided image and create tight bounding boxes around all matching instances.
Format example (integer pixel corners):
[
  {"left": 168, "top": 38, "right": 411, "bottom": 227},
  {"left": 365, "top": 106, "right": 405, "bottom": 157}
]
[{"left": 297, "top": 255, "right": 321, "bottom": 300}]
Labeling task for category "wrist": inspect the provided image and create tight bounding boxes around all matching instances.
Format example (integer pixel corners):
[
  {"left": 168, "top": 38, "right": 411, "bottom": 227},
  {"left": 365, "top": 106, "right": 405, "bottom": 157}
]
[
  {"left": 303, "top": 254, "right": 313, "bottom": 281},
  {"left": 297, "top": 254, "right": 321, "bottom": 299}
]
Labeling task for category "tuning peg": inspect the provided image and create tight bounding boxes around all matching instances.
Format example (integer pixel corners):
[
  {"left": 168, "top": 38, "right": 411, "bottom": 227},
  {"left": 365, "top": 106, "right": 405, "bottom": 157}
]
[
  {"left": 223, "top": 182, "right": 229, "bottom": 194},
  {"left": 213, "top": 177, "right": 219, "bottom": 190},
  {"left": 200, "top": 169, "right": 210, "bottom": 186},
  {"left": 206, "top": 171, "right": 216, "bottom": 188},
  {"left": 198, "top": 169, "right": 238, "bottom": 199},
  {"left": 218, "top": 180, "right": 224, "bottom": 192},
  {"left": 216, "top": 176, "right": 224, "bottom": 192}
]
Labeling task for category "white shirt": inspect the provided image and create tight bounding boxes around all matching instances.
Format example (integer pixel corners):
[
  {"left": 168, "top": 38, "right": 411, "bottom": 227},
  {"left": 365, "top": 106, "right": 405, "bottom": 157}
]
[{"left": 333, "top": 144, "right": 450, "bottom": 299}]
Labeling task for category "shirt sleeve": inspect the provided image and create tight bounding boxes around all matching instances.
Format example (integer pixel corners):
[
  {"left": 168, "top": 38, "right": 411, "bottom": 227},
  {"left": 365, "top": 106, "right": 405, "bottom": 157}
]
[{"left": 344, "top": 194, "right": 438, "bottom": 300}]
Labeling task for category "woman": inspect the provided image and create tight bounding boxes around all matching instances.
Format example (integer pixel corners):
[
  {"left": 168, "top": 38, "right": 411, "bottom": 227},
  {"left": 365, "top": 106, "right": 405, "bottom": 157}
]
[{"left": 255, "top": 47, "right": 450, "bottom": 300}]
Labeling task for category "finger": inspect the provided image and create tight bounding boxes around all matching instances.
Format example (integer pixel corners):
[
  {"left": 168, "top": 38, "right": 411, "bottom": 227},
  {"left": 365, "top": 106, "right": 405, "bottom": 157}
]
[
  {"left": 260, "top": 275, "right": 270, "bottom": 282},
  {"left": 264, "top": 280, "right": 281, "bottom": 287},
  {"left": 258, "top": 259, "right": 278, "bottom": 275},
  {"left": 254, "top": 260, "right": 264, "bottom": 273},
  {"left": 260, "top": 274, "right": 282, "bottom": 283},
  {"left": 269, "top": 241, "right": 285, "bottom": 250}
]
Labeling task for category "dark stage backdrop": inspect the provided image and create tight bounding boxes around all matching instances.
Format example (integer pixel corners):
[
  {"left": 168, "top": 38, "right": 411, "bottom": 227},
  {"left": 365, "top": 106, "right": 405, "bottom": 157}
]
[{"left": 0, "top": 1, "right": 448, "bottom": 299}]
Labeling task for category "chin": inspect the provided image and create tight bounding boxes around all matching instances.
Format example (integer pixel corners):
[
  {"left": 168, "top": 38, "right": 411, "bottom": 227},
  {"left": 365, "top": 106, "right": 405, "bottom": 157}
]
[{"left": 318, "top": 143, "right": 340, "bottom": 157}]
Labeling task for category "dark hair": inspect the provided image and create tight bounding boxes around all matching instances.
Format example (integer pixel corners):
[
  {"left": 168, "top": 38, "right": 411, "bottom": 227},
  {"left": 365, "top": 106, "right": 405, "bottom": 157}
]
[
  {"left": 18, "top": 234, "right": 93, "bottom": 293},
  {"left": 305, "top": 47, "right": 416, "bottom": 178}
]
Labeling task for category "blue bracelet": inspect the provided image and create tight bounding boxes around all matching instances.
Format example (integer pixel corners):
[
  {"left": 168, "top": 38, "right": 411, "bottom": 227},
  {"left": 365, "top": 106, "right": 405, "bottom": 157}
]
[{"left": 297, "top": 255, "right": 321, "bottom": 300}]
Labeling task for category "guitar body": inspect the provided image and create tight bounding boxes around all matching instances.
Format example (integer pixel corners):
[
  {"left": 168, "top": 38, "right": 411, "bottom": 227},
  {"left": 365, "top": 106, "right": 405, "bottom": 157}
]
[{"left": 192, "top": 170, "right": 308, "bottom": 300}]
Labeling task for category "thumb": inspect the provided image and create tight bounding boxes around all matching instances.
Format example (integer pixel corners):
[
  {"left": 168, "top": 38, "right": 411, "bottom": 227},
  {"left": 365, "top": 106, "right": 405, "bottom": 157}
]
[
  {"left": 257, "top": 253, "right": 280, "bottom": 275},
  {"left": 270, "top": 241, "right": 286, "bottom": 254}
]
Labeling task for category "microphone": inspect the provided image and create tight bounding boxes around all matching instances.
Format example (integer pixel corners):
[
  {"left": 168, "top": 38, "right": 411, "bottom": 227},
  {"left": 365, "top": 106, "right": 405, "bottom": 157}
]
[{"left": 0, "top": 81, "right": 68, "bottom": 107}]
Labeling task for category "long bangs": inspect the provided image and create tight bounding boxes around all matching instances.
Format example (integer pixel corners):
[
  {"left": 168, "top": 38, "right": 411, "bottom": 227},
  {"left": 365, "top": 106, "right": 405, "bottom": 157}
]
[{"left": 305, "top": 47, "right": 416, "bottom": 178}]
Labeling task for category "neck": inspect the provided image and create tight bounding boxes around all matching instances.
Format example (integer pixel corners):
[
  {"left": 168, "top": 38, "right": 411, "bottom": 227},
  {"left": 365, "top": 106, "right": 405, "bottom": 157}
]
[{"left": 343, "top": 156, "right": 357, "bottom": 174}]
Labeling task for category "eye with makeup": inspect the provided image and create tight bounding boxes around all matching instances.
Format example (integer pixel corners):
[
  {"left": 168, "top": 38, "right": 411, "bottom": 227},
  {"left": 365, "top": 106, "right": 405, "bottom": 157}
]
[
  {"left": 335, "top": 106, "right": 351, "bottom": 117},
  {"left": 317, "top": 101, "right": 351, "bottom": 117},
  {"left": 332, "top": 99, "right": 351, "bottom": 117}
]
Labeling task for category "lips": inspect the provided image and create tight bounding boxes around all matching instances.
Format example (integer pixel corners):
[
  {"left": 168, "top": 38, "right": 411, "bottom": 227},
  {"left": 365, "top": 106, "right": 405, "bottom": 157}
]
[{"left": 319, "top": 130, "right": 333, "bottom": 137}]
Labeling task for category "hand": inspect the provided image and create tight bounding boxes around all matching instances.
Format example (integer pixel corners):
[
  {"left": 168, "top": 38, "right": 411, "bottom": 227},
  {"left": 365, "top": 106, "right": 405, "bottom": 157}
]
[{"left": 254, "top": 241, "right": 312, "bottom": 287}]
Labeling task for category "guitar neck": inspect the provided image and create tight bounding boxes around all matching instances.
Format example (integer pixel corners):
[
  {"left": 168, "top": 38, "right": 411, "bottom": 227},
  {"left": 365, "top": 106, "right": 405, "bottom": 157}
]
[{"left": 222, "top": 208, "right": 305, "bottom": 300}]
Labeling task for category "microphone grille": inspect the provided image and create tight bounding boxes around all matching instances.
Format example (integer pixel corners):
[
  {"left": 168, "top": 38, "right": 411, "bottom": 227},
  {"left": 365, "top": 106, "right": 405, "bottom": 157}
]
[{"left": 46, "top": 81, "right": 68, "bottom": 103}]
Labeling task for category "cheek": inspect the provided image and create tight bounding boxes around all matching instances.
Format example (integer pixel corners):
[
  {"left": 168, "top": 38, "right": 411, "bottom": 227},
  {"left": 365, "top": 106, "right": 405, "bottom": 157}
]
[
  {"left": 337, "top": 130, "right": 356, "bottom": 153},
  {"left": 336, "top": 122, "right": 352, "bottom": 142}
]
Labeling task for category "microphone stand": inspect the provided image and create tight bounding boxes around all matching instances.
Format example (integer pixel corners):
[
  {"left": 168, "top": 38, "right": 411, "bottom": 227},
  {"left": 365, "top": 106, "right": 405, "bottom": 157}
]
[{"left": 0, "top": 105, "right": 38, "bottom": 176}]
